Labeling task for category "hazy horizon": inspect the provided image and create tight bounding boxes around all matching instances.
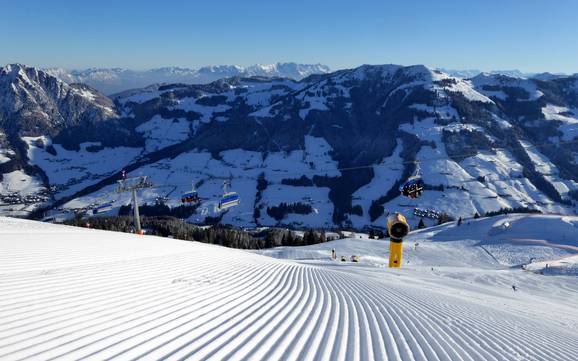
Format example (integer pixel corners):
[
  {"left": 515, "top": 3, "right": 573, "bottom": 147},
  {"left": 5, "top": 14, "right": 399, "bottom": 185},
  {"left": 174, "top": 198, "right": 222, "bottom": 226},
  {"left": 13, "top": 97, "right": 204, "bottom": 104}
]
[{"left": 3, "top": 62, "right": 575, "bottom": 76}]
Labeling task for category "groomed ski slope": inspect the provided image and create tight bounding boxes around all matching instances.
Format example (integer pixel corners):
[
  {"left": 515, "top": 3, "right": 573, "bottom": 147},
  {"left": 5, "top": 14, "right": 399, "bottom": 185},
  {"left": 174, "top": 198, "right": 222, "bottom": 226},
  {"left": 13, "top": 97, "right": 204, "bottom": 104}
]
[{"left": 1, "top": 216, "right": 578, "bottom": 360}]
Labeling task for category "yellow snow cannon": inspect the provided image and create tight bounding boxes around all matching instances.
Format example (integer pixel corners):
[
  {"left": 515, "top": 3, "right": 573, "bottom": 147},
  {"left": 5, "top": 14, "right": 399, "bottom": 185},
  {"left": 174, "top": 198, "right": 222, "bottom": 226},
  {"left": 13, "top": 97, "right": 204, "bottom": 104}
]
[{"left": 387, "top": 213, "right": 410, "bottom": 268}]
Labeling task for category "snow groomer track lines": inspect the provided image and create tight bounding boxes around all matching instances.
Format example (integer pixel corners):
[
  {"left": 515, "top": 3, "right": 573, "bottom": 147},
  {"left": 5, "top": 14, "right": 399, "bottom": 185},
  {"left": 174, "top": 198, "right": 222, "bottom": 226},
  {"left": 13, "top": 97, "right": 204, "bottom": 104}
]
[{"left": 1, "top": 218, "right": 578, "bottom": 360}]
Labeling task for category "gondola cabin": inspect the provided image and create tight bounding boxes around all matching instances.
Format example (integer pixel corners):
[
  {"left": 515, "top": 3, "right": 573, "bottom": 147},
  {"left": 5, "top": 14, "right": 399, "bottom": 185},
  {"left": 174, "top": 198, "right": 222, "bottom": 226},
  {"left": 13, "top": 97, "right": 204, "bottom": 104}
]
[
  {"left": 400, "top": 177, "right": 424, "bottom": 199},
  {"left": 218, "top": 192, "right": 240, "bottom": 210},
  {"left": 181, "top": 191, "right": 200, "bottom": 205}
]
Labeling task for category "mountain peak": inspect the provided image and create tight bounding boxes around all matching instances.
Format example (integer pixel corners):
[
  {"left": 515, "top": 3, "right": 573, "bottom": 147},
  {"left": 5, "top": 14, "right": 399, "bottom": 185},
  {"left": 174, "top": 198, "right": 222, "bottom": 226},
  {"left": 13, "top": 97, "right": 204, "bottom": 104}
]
[
  {"left": 1, "top": 63, "right": 32, "bottom": 79},
  {"left": 0, "top": 64, "right": 118, "bottom": 135}
]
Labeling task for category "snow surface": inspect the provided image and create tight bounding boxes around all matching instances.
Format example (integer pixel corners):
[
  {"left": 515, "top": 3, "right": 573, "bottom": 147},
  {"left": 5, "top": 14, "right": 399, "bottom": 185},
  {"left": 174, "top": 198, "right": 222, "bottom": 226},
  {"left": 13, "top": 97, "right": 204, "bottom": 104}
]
[
  {"left": 350, "top": 141, "right": 404, "bottom": 228},
  {"left": 65, "top": 136, "right": 340, "bottom": 228},
  {"left": 444, "top": 79, "right": 493, "bottom": 103},
  {"left": 136, "top": 115, "right": 191, "bottom": 152},
  {"left": 471, "top": 74, "right": 544, "bottom": 101},
  {"left": 0, "top": 132, "right": 14, "bottom": 164},
  {"left": 542, "top": 104, "right": 578, "bottom": 141},
  {"left": 53, "top": 111, "right": 576, "bottom": 229},
  {"left": 1, "top": 215, "right": 578, "bottom": 360},
  {"left": 0, "top": 170, "right": 43, "bottom": 195},
  {"left": 521, "top": 140, "right": 578, "bottom": 197},
  {"left": 388, "top": 117, "right": 573, "bottom": 228},
  {"left": 115, "top": 85, "right": 172, "bottom": 108},
  {"left": 24, "top": 137, "right": 142, "bottom": 199},
  {"left": 0, "top": 150, "right": 12, "bottom": 164},
  {"left": 169, "top": 98, "right": 231, "bottom": 123}
]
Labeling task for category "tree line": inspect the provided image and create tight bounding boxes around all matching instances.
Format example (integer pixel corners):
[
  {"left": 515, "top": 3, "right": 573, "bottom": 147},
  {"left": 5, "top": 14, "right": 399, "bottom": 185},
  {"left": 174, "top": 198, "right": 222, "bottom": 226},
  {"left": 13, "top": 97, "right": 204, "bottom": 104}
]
[
  {"left": 266, "top": 202, "right": 313, "bottom": 221},
  {"left": 64, "top": 216, "right": 330, "bottom": 250}
]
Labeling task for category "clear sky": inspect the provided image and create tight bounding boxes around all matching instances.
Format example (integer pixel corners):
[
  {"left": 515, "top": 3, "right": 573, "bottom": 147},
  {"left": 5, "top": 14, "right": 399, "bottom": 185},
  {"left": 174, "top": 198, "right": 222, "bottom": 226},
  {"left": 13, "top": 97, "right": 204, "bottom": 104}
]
[{"left": 1, "top": 0, "right": 577, "bottom": 73}]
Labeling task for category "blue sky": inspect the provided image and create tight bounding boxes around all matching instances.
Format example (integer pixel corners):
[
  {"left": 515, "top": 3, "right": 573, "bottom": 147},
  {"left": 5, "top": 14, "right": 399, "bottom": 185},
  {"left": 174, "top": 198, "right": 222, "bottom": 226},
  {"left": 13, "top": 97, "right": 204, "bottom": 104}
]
[{"left": 1, "top": 0, "right": 577, "bottom": 73}]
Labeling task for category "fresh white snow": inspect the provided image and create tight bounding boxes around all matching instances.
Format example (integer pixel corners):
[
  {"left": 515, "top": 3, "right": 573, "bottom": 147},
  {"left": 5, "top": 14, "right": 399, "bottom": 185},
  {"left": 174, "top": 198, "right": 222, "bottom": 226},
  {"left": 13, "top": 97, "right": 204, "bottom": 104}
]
[
  {"left": 1, "top": 215, "right": 578, "bottom": 360},
  {"left": 64, "top": 136, "right": 341, "bottom": 227},
  {"left": 542, "top": 104, "right": 578, "bottom": 141},
  {"left": 23, "top": 136, "right": 142, "bottom": 199},
  {"left": 136, "top": 115, "right": 191, "bottom": 152},
  {"left": 0, "top": 170, "right": 43, "bottom": 196}
]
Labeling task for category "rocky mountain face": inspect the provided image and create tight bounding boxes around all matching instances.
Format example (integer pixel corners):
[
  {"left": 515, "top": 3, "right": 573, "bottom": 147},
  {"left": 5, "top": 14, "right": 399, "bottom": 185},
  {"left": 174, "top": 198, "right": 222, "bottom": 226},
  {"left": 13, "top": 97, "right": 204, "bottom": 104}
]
[
  {"left": 44, "top": 63, "right": 331, "bottom": 95},
  {"left": 1, "top": 63, "right": 577, "bottom": 228},
  {"left": 0, "top": 64, "right": 122, "bottom": 197},
  {"left": 0, "top": 64, "right": 117, "bottom": 135}
]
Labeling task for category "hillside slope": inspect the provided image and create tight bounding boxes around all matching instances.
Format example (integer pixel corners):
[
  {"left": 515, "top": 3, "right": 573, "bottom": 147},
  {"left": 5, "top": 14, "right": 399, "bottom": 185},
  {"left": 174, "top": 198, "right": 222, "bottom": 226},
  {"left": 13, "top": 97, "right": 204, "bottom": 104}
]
[
  {"left": 1, "top": 63, "right": 577, "bottom": 228},
  {"left": 1, "top": 216, "right": 577, "bottom": 360}
]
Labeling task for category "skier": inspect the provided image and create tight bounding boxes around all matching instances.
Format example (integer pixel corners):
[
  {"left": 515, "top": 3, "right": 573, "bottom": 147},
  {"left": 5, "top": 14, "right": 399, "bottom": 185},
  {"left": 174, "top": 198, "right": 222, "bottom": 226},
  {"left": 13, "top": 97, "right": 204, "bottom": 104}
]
[
  {"left": 331, "top": 248, "right": 336, "bottom": 261},
  {"left": 512, "top": 285, "right": 517, "bottom": 292}
]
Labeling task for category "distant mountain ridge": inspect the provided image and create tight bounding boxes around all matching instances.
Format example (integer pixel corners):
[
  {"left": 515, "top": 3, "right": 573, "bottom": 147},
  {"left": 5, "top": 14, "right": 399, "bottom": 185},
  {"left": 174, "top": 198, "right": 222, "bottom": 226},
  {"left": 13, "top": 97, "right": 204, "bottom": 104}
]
[
  {"left": 44, "top": 63, "right": 331, "bottom": 94},
  {"left": 439, "top": 68, "right": 576, "bottom": 80}
]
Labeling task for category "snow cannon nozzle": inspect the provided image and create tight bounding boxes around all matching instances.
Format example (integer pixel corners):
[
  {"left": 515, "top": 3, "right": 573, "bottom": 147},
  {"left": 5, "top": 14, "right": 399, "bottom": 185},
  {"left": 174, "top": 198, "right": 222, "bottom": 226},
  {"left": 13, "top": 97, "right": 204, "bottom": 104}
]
[
  {"left": 387, "top": 213, "right": 409, "bottom": 269},
  {"left": 387, "top": 213, "right": 410, "bottom": 241}
]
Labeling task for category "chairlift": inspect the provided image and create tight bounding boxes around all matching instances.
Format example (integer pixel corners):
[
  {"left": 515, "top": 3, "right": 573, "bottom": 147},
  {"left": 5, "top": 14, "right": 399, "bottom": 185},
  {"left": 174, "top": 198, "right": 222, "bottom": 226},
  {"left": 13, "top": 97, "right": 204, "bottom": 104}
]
[
  {"left": 400, "top": 162, "right": 424, "bottom": 199},
  {"left": 218, "top": 180, "right": 240, "bottom": 210},
  {"left": 155, "top": 196, "right": 169, "bottom": 206},
  {"left": 181, "top": 182, "right": 200, "bottom": 205},
  {"left": 93, "top": 202, "right": 113, "bottom": 214}
]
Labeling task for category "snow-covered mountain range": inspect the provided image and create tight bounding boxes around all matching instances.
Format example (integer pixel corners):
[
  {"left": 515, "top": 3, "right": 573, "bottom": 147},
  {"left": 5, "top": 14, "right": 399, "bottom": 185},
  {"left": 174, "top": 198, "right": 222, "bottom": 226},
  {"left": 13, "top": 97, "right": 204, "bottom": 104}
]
[
  {"left": 1, "top": 63, "right": 577, "bottom": 229},
  {"left": 44, "top": 63, "right": 331, "bottom": 94},
  {"left": 439, "top": 68, "right": 576, "bottom": 80}
]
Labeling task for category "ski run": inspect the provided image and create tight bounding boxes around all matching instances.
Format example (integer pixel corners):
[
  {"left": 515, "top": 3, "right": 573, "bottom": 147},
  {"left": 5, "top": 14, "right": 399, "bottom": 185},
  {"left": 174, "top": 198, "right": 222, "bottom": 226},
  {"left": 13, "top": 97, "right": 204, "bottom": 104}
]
[{"left": 1, "top": 214, "right": 578, "bottom": 360}]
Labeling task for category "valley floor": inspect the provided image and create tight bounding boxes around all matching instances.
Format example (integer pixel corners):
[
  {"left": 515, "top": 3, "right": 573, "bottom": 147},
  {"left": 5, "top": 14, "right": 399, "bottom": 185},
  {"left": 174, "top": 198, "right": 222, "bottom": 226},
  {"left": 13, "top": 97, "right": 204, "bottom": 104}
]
[{"left": 1, "top": 216, "right": 577, "bottom": 360}]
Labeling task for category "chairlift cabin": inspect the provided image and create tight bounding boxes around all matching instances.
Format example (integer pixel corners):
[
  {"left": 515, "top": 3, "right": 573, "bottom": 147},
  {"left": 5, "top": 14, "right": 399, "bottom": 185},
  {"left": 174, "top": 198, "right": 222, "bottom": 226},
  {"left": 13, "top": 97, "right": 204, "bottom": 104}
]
[
  {"left": 218, "top": 180, "right": 240, "bottom": 210},
  {"left": 181, "top": 191, "right": 200, "bottom": 205},
  {"left": 400, "top": 162, "right": 424, "bottom": 199},
  {"left": 93, "top": 202, "right": 113, "bottom": 214},
  {"left": 218, "top": 192, "right": 240, "bottom": 210},
  {"left": 181, "top": 182, "right": 200, "bottom": 205},
  {"left": 400, "top": 177, "right": 424, "bottom": 199},
  {"left": 155, "top": 196, "right": 169, "bottom": 206}
]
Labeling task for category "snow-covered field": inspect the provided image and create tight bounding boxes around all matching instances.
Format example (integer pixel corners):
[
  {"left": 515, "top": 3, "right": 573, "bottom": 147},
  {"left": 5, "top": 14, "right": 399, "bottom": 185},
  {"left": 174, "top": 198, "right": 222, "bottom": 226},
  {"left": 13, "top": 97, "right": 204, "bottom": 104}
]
[
  {"left": 63, "top": 136, "right": 340, "bottom": 228},
  {"left": 24, "top": 136, "right": 142, "bottom": 199},
  {"left": 1, "top": 214, "right": 578, "bottom": 360}
]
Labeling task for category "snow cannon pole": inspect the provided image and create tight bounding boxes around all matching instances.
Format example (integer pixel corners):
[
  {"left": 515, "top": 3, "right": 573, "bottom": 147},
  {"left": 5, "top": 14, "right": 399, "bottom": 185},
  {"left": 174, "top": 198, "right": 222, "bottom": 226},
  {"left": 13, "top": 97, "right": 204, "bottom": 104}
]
[{"left": 387, "top": 213, "right": 410, "bottom": 268}]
